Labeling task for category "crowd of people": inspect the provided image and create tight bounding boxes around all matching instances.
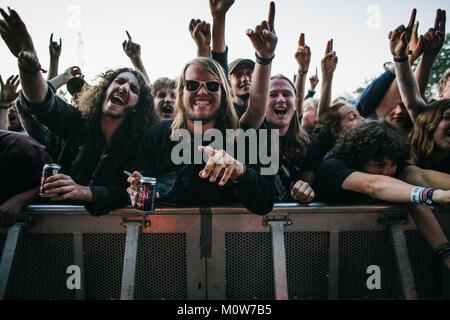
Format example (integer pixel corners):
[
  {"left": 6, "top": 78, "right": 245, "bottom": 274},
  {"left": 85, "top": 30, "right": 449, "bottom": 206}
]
[{"left": 0, "top": 1, "right": 449, "bottom": 290}]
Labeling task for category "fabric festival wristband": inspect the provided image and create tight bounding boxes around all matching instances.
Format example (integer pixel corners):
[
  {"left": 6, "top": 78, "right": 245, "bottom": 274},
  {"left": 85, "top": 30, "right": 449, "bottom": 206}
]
[{"left": 410, "top": 186, "right": 424, "bottom": 204}]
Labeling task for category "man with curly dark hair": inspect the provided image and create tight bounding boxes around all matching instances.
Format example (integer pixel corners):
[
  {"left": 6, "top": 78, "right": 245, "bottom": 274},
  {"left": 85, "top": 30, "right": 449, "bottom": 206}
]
[
  {"left": 0, "top": 8, "right": 158, "bottom": 215},
  {"left": 315, "top": 120, "right": 450, "bottom": 271}
]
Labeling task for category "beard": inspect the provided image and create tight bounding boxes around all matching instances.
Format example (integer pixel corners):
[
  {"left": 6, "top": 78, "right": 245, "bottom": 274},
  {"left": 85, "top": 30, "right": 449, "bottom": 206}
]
[{"left": 182, "top": 105, "right": 222, "bottom": 124}]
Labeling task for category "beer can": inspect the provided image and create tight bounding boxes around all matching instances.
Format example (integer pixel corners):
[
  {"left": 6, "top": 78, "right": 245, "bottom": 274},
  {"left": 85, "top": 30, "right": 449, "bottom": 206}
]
[
  {"left": 135, "top": 177, "right": 157, "bottom": 211},
  {"left": 39, "top": 164, "right": 62, "bottom": 197}
]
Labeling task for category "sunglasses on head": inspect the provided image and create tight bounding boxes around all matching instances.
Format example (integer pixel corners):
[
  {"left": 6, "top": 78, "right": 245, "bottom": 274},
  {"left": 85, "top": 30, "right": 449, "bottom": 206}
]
[{"left": 184, "top": 80, "right": 221, "bottom": 93}]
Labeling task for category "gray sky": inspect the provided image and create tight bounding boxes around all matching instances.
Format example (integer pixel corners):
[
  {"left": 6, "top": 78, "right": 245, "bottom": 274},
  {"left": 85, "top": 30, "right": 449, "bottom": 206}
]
[{"left": 0, "top": 0, "right": 448, "bottom": 99}]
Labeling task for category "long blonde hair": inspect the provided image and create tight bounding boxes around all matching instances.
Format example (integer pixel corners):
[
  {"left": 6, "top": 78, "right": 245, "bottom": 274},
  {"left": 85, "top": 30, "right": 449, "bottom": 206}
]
[{"left": 170, "top": 58, "right": 239, "bottom": 139}]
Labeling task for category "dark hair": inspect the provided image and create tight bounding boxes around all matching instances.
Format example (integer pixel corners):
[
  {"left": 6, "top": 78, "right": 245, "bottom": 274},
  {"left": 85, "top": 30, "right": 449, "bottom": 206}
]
[
  {"left": 72, "top": 68, "right": 157, "bottom": 175},
  {"left": 333, "top": 120, "right": 408, "bottom": 170}
]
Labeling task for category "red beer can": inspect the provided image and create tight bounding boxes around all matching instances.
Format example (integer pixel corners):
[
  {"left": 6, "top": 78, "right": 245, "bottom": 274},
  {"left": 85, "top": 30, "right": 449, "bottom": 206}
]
[
  {"left": 39, "top": 164, "right": 61, "bottom": 197},
  {"left": 135, "top": 177, "right": 157, "bottom": 211}
]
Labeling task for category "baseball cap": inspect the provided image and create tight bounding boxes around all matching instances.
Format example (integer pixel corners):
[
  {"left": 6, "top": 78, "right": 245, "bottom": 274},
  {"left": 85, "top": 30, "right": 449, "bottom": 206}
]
[{"left": 228, "top": 58, "right": 255, "bottom": 75}]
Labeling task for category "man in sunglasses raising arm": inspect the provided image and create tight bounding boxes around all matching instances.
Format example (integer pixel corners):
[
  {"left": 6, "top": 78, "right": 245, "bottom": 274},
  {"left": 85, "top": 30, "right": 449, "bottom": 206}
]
[{"left": 127, "top": 3, "right": 278, "bottom": 215}]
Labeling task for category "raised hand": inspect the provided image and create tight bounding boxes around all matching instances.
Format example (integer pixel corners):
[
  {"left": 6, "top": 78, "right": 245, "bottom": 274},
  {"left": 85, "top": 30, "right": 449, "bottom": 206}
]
[
  {"left": 422, "top": 9, "right": 446, "bottom": 58},
  {"left": 0, "top": 7, "right": 40, "bottom": 71},
  {"left": 389, "top": 8, "right": 417, "bottom": 58},
  {"left": 294, "top": 33, "right": 311, "bottom": 72},
  {"left": 198, "top": 146, "right": 245, "bottom": 186},
  {"left": 321, "top": 39, "right": 338, "bottom": 79},
  {"left": 209, "top": 0, "right": 235, "bottom": 18},
  {"left": 0, "top": 74, "right": 20, "bottom": 103},
  {"left": 122, "top": 31, "right": 141, "bottom": 60},
  {"left": 189, "top": 19, "right": 211, "bottom": 57},
  {"left": 309, "top": 67, "right": 319, "bottom": 91},
  {"left": 408, "top": 21, "right": 424, "bottom": 63},
  {"left": 49, "top": 33, "right": 62, "bottom": 58},
  {"left": 246, "top": 1, "right": 277, "bottom": 59}
]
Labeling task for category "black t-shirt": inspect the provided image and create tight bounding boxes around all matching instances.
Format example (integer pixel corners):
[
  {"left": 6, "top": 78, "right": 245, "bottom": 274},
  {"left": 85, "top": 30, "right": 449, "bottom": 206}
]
[
  {"left": 274, "top": 135, "right": 321, "bottom": 202},
  {"left": 314, "top": 154, "right": 411, "bottom": 204},
  {"left": 233, "top": 102, "right": 246, "bottom": 119},
  {"left": 133, "top": 120, "right": 275, "bottom": 215}
]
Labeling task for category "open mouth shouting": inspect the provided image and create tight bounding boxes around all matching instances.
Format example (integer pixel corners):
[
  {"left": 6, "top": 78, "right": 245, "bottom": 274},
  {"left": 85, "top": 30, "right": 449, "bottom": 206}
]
[
  {"left": 274, "top": 106, "right": 288, "bottom": 116},
  {"left": 110, "top": 92, "right": 128, "bottom": 107}
]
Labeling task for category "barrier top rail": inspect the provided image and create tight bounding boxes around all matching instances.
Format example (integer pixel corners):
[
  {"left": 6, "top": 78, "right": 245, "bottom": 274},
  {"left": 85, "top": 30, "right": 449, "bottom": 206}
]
[{"left": 20, "top": 202, "right": 426, "bottom": 216}]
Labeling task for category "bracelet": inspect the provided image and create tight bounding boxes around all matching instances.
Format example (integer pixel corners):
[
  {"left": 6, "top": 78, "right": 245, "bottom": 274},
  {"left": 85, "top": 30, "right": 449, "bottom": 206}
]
[
  {"left": 410, "top": 186, "right": 435, "bottom": 206},
  {"left": 298, "top": 69, "right": 308, "bottom": 76},
  {"left": 393, "top": 55, "right": 408, "bottom": 62},
  {"left": 410, "top": 186, "right": 423, "bottom": 204},
  {"left": 255, "top": 52, "right": 275, "bottom": 65}
]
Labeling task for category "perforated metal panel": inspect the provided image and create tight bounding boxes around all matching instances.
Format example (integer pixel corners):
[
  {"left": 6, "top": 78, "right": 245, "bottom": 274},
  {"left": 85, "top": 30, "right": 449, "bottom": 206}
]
[
  {"left": 225, "top": 232, "right": 274, "bottom": 299},
  {"left": 405, "top": 230, "right": 440, "bottom": 299},
  {"left": 83, "top": 233, "right": 125, "bottom": 300},
  {"left": 134, "top": 233, "right": 187, "bottom": 300},
  {"left": 5, "top": 233, "right": 74, "bottom": 300},
  {"left": 285, "top": 232, "right": 328, "bottom": 299},
  {"left": 338, "top": 231, "right": 402, "bottom": 299}
]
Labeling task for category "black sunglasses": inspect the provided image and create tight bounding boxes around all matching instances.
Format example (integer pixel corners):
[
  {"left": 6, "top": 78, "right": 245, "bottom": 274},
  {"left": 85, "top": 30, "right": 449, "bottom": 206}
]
[{"left": 184, "top": 80, "right": 221, "bottom": 93}]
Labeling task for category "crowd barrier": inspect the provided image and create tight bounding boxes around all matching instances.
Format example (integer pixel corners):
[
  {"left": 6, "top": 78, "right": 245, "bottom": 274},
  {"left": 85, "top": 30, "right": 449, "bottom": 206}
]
[{"left": 0, "top": 203, "right": 449, "bottom": 300}]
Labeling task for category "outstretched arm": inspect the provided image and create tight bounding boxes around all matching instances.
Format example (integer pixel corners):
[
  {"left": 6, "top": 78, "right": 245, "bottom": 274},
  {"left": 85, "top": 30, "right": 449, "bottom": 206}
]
[
  {"left": 47, "top": 33, "right": 61, "bottom": 80},
  {"left": 294, "top": 33, "right": 311, "bottom": 118},
  {"left": 414, "top": 9, "right": 446, "bottom": 101},
  {"left": 0, "top": 8, "right": 48, "bottom": 104},
  {"left": 241, "top": 1, "right": 277, "bottom": 129},
  {"left": 49, "top": 66, "right": 84, "bottom": 90},
  {"left": 317, "top": 39, "right": 338, "bottom": 118},
  {"left": 389, "top": 9, "right": 428, "bottom": 121},
  {"left": 189, "top": 19, "right": 211, "bottom": 58},
  {"left": 375, "top": 20, "right": 424, "bottom": 119},
  {"left": 122, "top": 31, "right": 151, "bottom": 86},
  {"left": 209, "top": 0, "right": 234, "bottom": 54},
  {"left": 342, "top": 171, "right": 450, "bottom": 206},
  {"left": 0, "top": 74, "right": 20, "bottom": 129}
]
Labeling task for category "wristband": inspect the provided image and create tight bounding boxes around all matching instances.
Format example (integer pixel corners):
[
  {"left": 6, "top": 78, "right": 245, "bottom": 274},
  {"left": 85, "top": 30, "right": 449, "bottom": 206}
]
[
  {"left": 393, "top": 55, "right": 408, "bottom": 63},
  {"left": 410, "top": 186, "right": 423, "bottom": 204},
  {"left": 410, "top": 186, "right": 435, "bottom": 206},
  {"left": 298, "top": 69, "right": 308, "bottom": 76},
  {"left": 255, "top": 52, "right": 275, "bottom": 65}
]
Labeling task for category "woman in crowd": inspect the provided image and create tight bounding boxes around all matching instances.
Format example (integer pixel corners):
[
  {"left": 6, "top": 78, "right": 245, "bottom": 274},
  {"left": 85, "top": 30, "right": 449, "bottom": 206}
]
[
  {"left": 265, "top": 74, "right": 320, "bottom": 203},
  {"left": 410, "top": 100, "right": 450, "bottom": 173}
]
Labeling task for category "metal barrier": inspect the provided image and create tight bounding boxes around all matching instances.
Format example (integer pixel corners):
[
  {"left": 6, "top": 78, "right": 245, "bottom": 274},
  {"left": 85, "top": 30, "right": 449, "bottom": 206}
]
[{"left": 0, "top": 203, "right": 448, "bottom": 300}]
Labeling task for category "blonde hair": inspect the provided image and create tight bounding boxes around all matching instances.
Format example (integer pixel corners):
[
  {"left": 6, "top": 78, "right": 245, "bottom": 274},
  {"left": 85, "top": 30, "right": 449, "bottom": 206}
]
[{"left": 170, "top": 58, "right": 239, "bottom": 139}]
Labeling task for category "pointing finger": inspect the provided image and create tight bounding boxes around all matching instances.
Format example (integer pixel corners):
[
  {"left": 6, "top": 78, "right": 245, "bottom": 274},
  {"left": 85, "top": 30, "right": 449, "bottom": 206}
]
[
  {"left": 268, "top": 1, "right": 275, "bottom": 31},
  {"left": 299, "top": 33, "right": 305, "bottom": 47}
]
